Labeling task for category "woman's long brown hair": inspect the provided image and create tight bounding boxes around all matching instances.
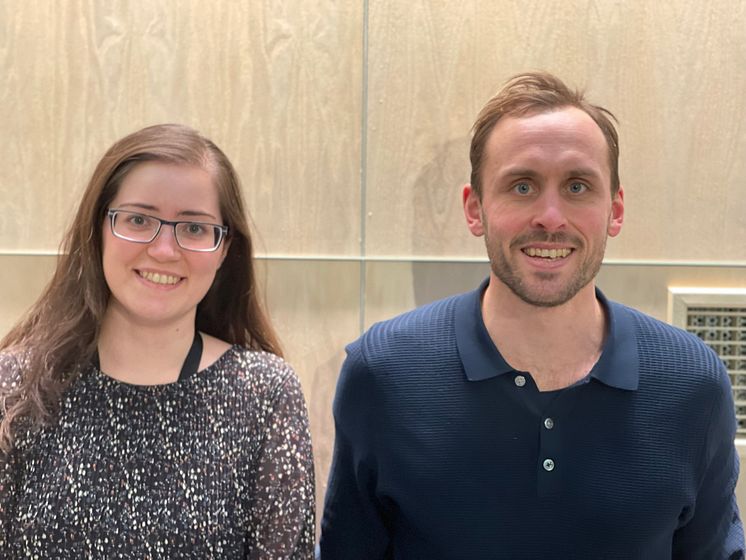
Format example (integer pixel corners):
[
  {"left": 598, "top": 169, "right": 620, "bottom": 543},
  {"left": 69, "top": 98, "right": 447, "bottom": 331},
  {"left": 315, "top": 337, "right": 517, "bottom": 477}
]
[{"left": 0, "top": 124, "right": 282, "bottom": 453}]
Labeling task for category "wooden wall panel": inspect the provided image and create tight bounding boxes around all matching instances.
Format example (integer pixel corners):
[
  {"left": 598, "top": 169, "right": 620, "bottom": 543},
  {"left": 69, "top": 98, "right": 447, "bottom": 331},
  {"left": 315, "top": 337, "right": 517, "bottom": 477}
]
[
  {"left": 365, "top": 0, "right": 746, "bottom": 262},
  {"left": 596, "top": 265, "right": 746, "bottom": 321},
  {"left": 365, "top": 261, "right": 489, "bottom": 328},
  {"left": 0, "top": 0, "right": 362, "bottom": 255},
  {"left": 0, "top": 256, "right": 57, "bottom": 337},
  {"left": 260, "top": 259, "right": 361, "bottom": 518}
]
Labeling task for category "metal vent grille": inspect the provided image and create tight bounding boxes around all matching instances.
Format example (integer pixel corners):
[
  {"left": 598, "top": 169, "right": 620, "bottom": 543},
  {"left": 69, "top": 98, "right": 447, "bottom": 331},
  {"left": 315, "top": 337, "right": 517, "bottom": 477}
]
[{"left": 668, "top": 288, "right": 746, "bottom": 436}]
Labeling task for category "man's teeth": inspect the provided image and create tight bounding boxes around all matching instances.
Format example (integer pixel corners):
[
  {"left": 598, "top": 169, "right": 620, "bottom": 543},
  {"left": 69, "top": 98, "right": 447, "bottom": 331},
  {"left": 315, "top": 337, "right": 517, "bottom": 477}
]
[
  {"left": 139, "top": 271, "right": 180, "bottom": 285},
  {"left": 524, "top": 248, "right": 572, "bottom": 259}
]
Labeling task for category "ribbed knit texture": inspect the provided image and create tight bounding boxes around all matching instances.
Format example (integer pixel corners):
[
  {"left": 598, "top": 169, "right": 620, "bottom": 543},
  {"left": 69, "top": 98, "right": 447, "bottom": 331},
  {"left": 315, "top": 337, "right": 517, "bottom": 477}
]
[
  {"left": 0, "top": 347, "right": 315, "bottom": 559},
  {"left": 320, "top": 290, "right": 744, "bottom": 560}
]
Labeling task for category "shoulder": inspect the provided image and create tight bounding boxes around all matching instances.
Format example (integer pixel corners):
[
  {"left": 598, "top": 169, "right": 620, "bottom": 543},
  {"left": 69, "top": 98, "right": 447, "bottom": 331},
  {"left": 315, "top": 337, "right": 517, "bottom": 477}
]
[
  {"left": 0, "top": 350, "right": 25, "bottom": 395},
  {"left": 611, "top": 301, "right": 729, "bottom": 392},
  {"left": 0, "top": 351, "right": 27, "bottom": 429},
  {"left": 217, "top": 346, "right": 301, "bottom": 399},
  {"left": 616, "top": 303, "right": 722, "bottom": 365},
  {"left": 336, "top": 292, "right": 466, "bottom": 406},
  {"left": 353, "top": 291, "right": 465, "bottom": 362}
]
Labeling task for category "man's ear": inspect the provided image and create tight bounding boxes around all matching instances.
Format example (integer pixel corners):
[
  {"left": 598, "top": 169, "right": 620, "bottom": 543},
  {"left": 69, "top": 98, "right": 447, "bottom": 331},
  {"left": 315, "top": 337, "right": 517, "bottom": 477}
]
[
  {"left": 463, "top": 184, "right": 485, "bottom": 237},
  {"left": 607, "top": 185, "right": 624, "bottom": 237}
]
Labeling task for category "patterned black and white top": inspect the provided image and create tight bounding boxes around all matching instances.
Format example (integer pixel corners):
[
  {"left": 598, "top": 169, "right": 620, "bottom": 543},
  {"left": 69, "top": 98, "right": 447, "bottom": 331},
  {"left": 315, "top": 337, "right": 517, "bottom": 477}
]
[{"left": 0, "top": 347, "right": 315, "bottom": 559}]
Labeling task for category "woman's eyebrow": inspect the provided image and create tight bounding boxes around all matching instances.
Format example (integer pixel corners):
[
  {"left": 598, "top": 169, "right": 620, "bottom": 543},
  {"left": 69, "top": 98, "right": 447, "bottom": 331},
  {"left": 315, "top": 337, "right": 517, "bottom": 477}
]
[{"left": 115, "top": 203, "right": 217, "bottom": 220}]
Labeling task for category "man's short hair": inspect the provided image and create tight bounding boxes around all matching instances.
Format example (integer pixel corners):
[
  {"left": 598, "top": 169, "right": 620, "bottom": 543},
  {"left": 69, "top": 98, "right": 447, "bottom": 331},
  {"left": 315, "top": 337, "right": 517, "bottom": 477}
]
[{"left": 469, "top": 71, "right": 620, "bottom": 198}]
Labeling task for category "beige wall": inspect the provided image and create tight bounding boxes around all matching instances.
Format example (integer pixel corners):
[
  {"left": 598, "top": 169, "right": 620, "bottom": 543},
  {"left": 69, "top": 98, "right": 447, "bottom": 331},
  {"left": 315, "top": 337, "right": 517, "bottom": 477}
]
[{"left": 2, "top": 0, "right": 745, "bottom": 518}]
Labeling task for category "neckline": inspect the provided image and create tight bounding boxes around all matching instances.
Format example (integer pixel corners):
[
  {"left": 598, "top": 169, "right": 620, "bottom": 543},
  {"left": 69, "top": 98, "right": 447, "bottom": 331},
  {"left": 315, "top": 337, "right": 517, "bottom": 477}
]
[{"left": 90, "top": 339, "right": 235, "bottom": 390}]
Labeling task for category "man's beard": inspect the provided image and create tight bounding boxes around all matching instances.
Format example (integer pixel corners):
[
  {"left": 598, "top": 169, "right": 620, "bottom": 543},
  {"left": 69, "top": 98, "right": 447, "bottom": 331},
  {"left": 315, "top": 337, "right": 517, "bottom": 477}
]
[{"left": 484, "top": 230, "right": 607, "bottom": 307}]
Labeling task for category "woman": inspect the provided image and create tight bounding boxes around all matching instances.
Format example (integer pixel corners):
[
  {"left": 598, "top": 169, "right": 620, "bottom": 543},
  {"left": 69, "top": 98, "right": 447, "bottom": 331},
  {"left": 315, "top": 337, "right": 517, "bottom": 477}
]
[{"left": 0, "top": 124, "right": 315, "bottom": 558}]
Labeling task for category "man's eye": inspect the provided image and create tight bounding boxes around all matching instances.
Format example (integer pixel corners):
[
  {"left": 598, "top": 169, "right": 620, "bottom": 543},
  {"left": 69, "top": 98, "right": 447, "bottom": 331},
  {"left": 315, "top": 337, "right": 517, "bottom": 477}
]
[
  {"left": 568, "top": 182, "right": 588, "bottom": 194},
  {"left": 514, "top": 182, "right": 532, "bottom": 195}
]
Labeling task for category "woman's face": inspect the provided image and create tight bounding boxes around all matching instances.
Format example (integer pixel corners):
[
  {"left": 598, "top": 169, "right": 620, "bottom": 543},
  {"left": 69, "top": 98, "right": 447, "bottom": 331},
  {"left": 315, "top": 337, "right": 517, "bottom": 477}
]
[{"left": 101, "top": 161, "right": 228, "bottom": 330}]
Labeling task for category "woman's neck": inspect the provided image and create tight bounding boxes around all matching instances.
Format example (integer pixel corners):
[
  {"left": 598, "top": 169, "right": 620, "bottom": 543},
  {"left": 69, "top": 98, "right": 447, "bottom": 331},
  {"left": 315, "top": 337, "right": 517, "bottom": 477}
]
[{"left": 97, "top": 307, "right": 197, "bottom": 385}]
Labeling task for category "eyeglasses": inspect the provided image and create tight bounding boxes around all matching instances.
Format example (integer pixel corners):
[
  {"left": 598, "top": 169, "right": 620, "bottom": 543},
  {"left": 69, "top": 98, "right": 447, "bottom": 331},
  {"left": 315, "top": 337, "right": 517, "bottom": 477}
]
[{"left": 107, "top": 209, "right": 229, "bottom": 252}]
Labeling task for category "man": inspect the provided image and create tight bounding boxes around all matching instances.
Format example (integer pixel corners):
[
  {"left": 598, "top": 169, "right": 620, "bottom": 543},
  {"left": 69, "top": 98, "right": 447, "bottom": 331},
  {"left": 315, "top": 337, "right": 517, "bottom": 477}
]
[{"left": 319, "top": 72, "right": 744, "bottom": 558}]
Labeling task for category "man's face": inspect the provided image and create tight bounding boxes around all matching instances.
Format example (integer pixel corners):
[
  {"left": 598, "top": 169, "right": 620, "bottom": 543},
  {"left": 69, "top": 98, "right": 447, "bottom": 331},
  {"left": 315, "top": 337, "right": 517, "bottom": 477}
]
[{"left": 463, "top": 107, "right": 624, "bottom": 307}]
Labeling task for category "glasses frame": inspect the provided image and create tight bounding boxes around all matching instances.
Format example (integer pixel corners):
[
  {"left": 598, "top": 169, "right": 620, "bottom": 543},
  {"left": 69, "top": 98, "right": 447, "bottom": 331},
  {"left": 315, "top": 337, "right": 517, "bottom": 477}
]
[{"left": 107, "top": 208, "right": 229, "bottom": 253}]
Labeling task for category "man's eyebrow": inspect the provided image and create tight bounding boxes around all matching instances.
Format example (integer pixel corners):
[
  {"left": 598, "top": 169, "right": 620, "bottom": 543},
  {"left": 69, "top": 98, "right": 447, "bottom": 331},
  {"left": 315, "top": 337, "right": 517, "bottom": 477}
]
[
  {"left": 565, "top": 167, "right": 602, "bottom": 179},
  {"left": 499, "top": 167, "right": 602, "bottom": 180},
  {"left": 116, "top": 203, "right": 218, "bottom": 221},
  {"left": 500, "top": 168, "right": 541, "bottom": 179}
]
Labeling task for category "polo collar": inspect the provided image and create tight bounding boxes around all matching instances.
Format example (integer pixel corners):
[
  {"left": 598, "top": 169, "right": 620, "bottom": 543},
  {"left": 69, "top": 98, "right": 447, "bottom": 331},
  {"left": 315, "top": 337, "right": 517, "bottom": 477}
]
[{"left": 455, "top": 279, "right": 639, "bottom": 390}]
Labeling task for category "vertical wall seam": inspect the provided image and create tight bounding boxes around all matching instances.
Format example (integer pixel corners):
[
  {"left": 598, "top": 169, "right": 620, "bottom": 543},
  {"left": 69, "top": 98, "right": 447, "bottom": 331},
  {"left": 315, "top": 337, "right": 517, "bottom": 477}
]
[{"left": 358, "top": 0, "right": 369, "bottom": 336}]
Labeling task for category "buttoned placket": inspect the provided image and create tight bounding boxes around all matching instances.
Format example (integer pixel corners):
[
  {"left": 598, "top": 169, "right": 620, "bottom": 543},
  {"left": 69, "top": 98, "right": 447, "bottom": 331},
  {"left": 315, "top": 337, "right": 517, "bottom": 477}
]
[
  {"left": 537, "top": 405, "right": 562, "bottom": 496},
  {"left": 510, "top": 371, "right": 572, "bottom": 497}
]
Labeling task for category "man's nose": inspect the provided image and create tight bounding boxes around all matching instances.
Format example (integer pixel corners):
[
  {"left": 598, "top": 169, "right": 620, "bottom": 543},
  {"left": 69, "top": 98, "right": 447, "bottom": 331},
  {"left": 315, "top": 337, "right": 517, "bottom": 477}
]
[{"left": 529, "top": 191, "right": 567, "bottom": 231}]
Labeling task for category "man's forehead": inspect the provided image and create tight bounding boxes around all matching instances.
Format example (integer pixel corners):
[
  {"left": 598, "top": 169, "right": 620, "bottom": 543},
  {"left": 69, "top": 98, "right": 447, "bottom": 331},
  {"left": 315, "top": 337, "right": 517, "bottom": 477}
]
[
  {"left": 490, "top": 106, "right": 605, "bottom": 141},
  {"left": 483, "top": 107, "right": 610, "bottom": 170}
]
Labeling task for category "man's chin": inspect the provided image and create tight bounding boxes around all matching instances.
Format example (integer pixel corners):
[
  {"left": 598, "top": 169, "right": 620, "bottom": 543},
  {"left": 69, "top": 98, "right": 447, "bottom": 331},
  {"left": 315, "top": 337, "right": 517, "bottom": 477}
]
[
  {"left": 511, "top": 288, "right": 575, "bottom": 308},
  {"left": 500, "top": 275, "right": 589, "bottom": 308}
]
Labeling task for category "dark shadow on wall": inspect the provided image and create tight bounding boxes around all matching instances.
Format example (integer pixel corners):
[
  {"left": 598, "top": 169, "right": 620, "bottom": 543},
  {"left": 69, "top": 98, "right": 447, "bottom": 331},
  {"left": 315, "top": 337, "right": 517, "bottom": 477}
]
[
  {"left": 411, "top": 135, "right": 471, "bottom": 256},
  {"left": 412, "top": 262, "right": 490, "bottom": 309},
  {"left": 410, "top": 135, "right": 489, "bottom": 307}
]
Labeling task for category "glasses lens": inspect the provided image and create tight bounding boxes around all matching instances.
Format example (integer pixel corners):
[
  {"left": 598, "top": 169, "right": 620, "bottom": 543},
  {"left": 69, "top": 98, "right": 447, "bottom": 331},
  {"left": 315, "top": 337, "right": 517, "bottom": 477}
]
[
  {"left": 112, "top": 211, "right": 159, "bottom": 242},
  {"left": 174, "top": 222, "right": 223, "bottom": 251}
]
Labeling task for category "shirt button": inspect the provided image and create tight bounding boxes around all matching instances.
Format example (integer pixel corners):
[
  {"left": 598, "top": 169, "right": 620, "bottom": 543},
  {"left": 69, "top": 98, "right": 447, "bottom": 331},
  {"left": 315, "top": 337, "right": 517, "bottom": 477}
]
[
  {"left": 514, "top": 375, "right": 526, "bottom": 387},
  {"left": 544, "top": 418, "right": 554, "bottom": 430},
  {"left": 543, "top": 459, "right": 555, "bottom": 472}
]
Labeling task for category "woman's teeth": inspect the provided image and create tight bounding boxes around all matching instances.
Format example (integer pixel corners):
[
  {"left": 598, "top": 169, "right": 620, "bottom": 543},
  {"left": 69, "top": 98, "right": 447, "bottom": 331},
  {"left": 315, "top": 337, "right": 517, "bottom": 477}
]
[{"left": 139, "top": 271, "right": 180, "bottom": 285}]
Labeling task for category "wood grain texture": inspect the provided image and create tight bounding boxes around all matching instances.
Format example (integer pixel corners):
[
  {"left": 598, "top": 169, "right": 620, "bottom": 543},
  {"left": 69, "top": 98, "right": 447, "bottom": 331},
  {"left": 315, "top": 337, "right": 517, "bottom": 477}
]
[
  {"left": 596, "top": 264, "right": 746, "bottom": 322},
  {"left": 365, "top": 0, "right": 746, "bottom": 261},
  {"left": 0, "top": 255, "right": 57, "bottom": 336},
  {"left": 0, "top": 0, "right": 362, "bottom": 255},
  {"left": 259, "top": 259, "right": 361, "bottom": 520}
]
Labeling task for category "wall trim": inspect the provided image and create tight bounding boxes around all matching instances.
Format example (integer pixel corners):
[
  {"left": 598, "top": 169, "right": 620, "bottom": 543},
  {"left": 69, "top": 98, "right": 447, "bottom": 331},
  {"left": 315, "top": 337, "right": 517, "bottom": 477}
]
[{"left": 1, "top": 251, "right": 745, "bottom": 268}]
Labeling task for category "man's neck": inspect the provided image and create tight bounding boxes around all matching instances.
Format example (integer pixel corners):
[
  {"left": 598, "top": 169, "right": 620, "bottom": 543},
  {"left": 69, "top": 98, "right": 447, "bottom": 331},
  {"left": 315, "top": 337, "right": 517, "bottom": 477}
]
[{"left": 481, "top": 276, "right": 607, "bottom": 391}]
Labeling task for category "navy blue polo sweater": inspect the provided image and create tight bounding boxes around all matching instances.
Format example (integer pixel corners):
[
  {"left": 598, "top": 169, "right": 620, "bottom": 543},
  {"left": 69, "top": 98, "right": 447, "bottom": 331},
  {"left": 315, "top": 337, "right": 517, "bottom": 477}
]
[{"left": 320, "top": 282, "right": 744, "bottom": 560}]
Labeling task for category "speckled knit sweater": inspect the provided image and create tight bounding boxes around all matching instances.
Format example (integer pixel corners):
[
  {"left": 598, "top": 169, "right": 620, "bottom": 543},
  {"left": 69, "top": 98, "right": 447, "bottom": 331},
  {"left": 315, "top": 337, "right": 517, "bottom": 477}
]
[{"left": 0, "top": 347, "right": 315, "bottom": 559}]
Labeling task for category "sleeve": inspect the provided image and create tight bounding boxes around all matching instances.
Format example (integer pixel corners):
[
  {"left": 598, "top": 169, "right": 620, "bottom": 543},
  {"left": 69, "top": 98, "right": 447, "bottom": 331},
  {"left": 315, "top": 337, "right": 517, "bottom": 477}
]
[
  {"left": 0, "top": 449, "right": 19, "bottom": 554},
  {"left": 672, "top": 362, "right": 745, "bottom": 559},
  {"left": 318, "top": 341, "right": 392, "bottom": 560},
  {"left": 246, "top": 366, "right": 316, "bottom": 560},
  {"left": 0, "top": 352, "right": 22, "bottom": 554}
]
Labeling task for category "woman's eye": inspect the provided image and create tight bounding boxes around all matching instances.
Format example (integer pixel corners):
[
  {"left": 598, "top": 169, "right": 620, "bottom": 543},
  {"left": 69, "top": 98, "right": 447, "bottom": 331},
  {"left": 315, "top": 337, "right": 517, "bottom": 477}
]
[
  {"left": 514, "top": 182, "right": 532, "bottom": 195},
  {"left": 187, "top": 223, "right": 205, "bottom": 235},
  {"left": 568, "top": 182, "right": 587, "bottom": 194},
  {"left": 129, "top": 214, "right": 147, "bottom": 226}
]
